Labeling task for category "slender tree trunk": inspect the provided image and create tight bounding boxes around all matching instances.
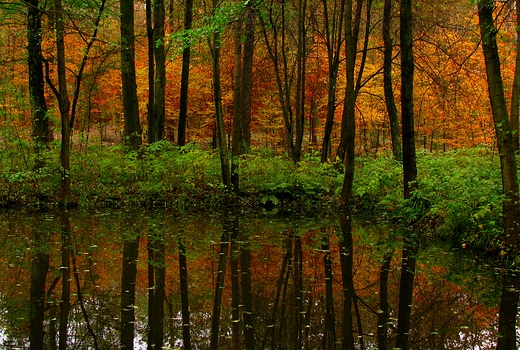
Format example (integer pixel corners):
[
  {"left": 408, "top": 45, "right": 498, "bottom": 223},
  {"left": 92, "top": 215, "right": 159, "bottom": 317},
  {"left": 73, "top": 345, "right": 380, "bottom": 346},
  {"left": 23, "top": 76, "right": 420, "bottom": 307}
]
[
  {"left": 153, "top": 0, "right": 166, "bottom": 142},
  {"left": 25, "top": 0, "right": 51, "bottom": 165},
  {"left": 121, "top": 234, "right": 140, "bottom": 349},
  {"left": 146, "top": 0, "right": 155, "bottom": 143},
  {"left": 179, "top": 237, "right": 192, "bottom": 350},
  {"left": 478, "top": 1, "right": 520, "bottom": 348},
  {"left": 395, "top": 1, "right": 417, "bottom": 349},
  {"left": 120, "top": 0, "right": 142, "bottom": 150},
  {"left": 178, "top": 0, "right": 194, "bottom": 146},
  {"left": 231, "top": 217, "right": 241, "bottom": 350},
  {"left": 511, "top": 0, "right": 520, "bottom": 152},
  {"left": 208, "top": 2, "right": 231, "bottom": 190},
  {"left": 294, "top": 0, "right": 307, "bottom": 163},
  {"left": 231, "top": 18, "right": 243, "bottom": 194},
  {"left": 383, "top": 0, "right": 401, "bottom": 160},
  {"left": 241, "top": 4, "right": 255, "bottom": 149},
  {"left": 319, "top": 0, "right": 345, "bottom": 163}
]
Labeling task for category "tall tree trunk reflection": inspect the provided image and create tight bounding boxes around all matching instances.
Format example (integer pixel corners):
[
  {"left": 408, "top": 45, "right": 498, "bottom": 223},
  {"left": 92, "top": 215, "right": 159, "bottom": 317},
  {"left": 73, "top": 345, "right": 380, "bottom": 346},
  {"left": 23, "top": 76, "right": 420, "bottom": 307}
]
[
  {"left": 59, "top": 209, "right": 71, "bottom": 350},
  {"left": 29, "top": 222, "right": 49, "bottom": 350},
  {"left": 231, "top": 216, "right": 241, "bottom": 349},
  {"left": 338, "top": 211, "right": 355, "bottom": 349},
  {"left": 210, "top": 218, "right": 230, "bottom": 350},
  {"left": 377, "top": 250, "right": 393, "bottom": 350},
  {"left": 147, "top": 223, "right": 165, "bottom": 350},
  {"left": 497, "top": 271, "right": 519, "bottom": 350},
  {"left": 121, "top": 231, "right": 140, "bottom": 349},
  {"left": 293, "top": 235, "right": 303, "bottom": 349},
  {"left": 178, "top": 235, "right": 191, "bottom": 350},
  {"left": 240, "top": 225, "right": 254, "bottom": 349},
  {"left": 322, "top": 228, "right": 337, "bottom": 349}
]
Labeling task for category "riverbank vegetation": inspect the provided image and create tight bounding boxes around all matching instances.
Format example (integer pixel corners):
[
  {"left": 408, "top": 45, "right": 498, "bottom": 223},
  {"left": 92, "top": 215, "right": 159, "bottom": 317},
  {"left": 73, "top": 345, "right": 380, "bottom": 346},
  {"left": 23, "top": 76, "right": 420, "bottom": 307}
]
[{"left": 0, "top": 141, "right": 504, "bottom": 248}]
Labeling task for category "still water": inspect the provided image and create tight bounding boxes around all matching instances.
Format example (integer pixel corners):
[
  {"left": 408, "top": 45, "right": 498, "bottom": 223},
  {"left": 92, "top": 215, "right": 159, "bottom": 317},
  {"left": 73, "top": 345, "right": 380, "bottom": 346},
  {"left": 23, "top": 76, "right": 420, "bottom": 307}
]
[{"left": 0, "top": 208, "right": 499, "bottom": 349}]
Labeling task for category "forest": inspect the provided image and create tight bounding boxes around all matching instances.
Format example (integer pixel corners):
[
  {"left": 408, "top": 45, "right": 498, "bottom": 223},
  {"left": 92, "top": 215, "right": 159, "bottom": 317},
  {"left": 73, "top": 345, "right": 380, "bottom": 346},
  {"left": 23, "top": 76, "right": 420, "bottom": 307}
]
[{"left": 1, "top": 0, "right": 520, "bottom": 349}]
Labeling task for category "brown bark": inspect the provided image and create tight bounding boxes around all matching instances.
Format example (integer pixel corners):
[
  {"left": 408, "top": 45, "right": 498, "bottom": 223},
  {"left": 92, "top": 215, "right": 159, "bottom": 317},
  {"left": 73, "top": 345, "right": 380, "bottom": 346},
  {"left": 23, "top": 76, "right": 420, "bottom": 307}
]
[{"left": 146, "top": 0, "right": 155, "bottom": 143}]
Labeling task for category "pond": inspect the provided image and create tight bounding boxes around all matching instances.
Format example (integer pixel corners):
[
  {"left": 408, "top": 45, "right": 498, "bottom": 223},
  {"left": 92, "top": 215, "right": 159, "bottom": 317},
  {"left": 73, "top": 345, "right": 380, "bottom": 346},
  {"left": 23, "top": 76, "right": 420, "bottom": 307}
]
[{"left": 0, "top": 208, "right": 499, "bottom": 349}]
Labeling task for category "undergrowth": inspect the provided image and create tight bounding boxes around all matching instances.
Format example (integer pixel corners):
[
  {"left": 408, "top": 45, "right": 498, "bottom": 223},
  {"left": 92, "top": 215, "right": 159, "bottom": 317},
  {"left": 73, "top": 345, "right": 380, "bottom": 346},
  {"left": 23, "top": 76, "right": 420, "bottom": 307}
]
[{"left": 0, "top": 140, "right": 508, "bottom": 250}]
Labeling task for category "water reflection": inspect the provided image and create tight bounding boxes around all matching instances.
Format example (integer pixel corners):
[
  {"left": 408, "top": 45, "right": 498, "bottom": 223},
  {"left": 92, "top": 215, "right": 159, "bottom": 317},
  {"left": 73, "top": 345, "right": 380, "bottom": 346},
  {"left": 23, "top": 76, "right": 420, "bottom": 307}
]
[{"left": 0, "top": 209, "right": 500, "bottom": 349}]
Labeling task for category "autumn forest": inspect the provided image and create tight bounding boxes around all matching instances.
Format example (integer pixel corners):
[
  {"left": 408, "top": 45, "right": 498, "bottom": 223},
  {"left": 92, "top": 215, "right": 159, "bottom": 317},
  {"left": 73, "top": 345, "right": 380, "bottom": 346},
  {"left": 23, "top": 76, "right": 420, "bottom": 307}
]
[{"left": 2, "top": 0, "right": 520, "bottom": 349}]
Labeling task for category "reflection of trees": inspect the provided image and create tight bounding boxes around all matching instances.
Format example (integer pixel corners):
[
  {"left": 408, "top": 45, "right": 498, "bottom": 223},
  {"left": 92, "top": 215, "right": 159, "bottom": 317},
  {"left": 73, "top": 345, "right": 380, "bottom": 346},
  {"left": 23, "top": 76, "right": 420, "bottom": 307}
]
[{"left": 0, "top": 210, "right": 506, "bottom": 348}]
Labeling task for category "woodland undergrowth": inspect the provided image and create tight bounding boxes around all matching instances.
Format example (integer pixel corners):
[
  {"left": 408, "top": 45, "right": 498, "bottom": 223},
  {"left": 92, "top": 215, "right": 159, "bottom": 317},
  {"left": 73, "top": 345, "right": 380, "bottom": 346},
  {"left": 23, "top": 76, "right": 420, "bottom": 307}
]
[{"left": 0, "top": 139, "right": 506, "bottom": 249}]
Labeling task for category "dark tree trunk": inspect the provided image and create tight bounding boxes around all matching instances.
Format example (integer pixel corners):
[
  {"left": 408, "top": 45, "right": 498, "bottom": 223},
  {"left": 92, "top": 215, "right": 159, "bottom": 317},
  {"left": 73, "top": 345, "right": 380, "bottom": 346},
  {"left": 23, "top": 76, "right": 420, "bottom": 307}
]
[
  {"left": 383, "top": 0, "right": 401, "bottom": 160},
  {"left": 179, "top": 237, "right": 192, "bottom": 350},
  {"left": 147, "top": 233, "right": 155, "bottom": 350},
  {"left": 231, "top": 217, "right": 241, "bottom": 350},
  {"left": 146, "top": 0, "right": 155, "bottom": 144},
  {"left": 209, "top": 0, "right": 231, "bottom": 190},
  {"left": 25, "top": 0, "right": 51, "bottom": 164},
  {"left": 320, "top": 0, "right": 345, "bottom": 163},
  {"left": 511, "top": 0, "right": 520, "bottom": 152},
  {"left": 241, "top": 3, "right": 255, "bottom": 149},
  {"left": 120, "top": 0, "right": 142, "bottom": 150},
  {"left": 178, "top": 0, "right": 194, "bottom": 146},
  {"left": 153, "top": 232, "right": 165, "bottom": 348},
  {"left": 121, "top": 234, "right": 140, "bottom": 349},
  {"left": 29, "top": 226, "right": 49, "bottom": 350},
  {"left": 294, "top": 0, "right": 307, "bottom": 163},
  {"left": 231, "top": 18, "right": 244, "bottom": 194},
  {"left": 478, "top": 0, "right": 520, "bottom": 253},
  {"left": 153, "top": 0, "right": 166, "bottom": 142},
  {"left": 478, "top": 1, "right": 520, "bottom": 348},
  {"left": 395, "top": 0, "right": 417, "bottom": 348}
]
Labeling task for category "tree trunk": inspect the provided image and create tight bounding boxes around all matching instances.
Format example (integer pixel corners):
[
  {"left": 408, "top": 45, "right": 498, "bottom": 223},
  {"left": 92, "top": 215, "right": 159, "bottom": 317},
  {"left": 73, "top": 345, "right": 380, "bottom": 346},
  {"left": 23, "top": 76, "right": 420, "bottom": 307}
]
[
  {"left": 208, "top": 0, "right": 231, "bottom": 190},
  {"left": 146, "top": 0, "right": 155, "bottom": 143},
  {"left": 153, "top": 0, "right": 166, "bottom": 142},
  {"left": 25, "top": 0, "right": 51, "bottom": 166},
  {"left": 241, "top": 3, "right": 255, "bottom": 149},
  {"left": 178, "top": 0, "right": 194, "bottom": 146},
  {"left": 322, "top": 228, "right": 337, "bottom": 349},
  {"left": 59, "top": 209, "right": 71, "bottom": 350},
  {"left": 231, "top": 18, "right": 243, "bottom": 194},
  {"left": 383, "top": 0, "right": 401, "bottom": 160},
  {"left": 478, "top": 1, "right": 520, "bottom": 348},
  {"left": 120, "top": 0, "right": 142, "bottom": 150},
  {"left": 511, "top": 0, "right": 520, "bottom": 152},
  {"left": 395, "top": 1, "right": 417, "bottom": 349}
]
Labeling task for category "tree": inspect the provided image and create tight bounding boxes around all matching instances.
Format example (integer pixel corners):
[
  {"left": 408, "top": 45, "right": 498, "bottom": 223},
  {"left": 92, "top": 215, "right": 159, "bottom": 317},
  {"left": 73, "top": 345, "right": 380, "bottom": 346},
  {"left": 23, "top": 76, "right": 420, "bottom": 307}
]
[
  {"left": 178, "top": 0, "right": 194, "bottom": 146},
  {"left": 382, "top": 0, "right": 401, "bottom": 160},
  {"left": 120, "top": 0, "right": 142, "bottom": 150},
  {"left": 24, "top": 0, "right": 51, "bottom": 166},
  {"left": 510, "top": 0, "right": 520, "bottom": 151},
  {"left": 318, "top": 0, "right": 346, "bottom": 163},
  {"left": 477, "top": 1, "right": 520, "bottom": 348},
  {"left": 395, "top": 0, "right": 417, "bottom": 348},
  {"left": 151, "top": 0, "right": 166, "bottom": 143}
]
